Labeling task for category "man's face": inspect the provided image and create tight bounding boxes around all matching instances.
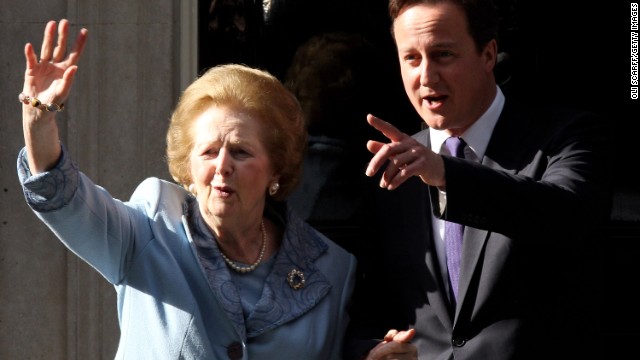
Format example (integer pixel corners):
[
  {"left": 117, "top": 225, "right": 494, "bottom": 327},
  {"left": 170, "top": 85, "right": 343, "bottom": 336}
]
[{"left": 393, "top": 2, "right": 497, "bottom": 136}]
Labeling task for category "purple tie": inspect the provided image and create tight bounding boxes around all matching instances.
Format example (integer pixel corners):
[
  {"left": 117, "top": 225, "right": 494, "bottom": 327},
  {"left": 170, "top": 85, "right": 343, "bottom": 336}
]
[{"left": 444, "top": 136, "right": 465, "bottom": 304}]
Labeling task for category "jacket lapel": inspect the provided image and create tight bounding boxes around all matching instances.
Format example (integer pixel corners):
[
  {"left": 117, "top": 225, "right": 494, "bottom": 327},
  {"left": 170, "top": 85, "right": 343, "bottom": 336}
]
[
  {"left": 455, "top": 226, "right": 489, "bottom": 321},
  {"left": 454, "top": 100, "right": 531, "bottom": 318}
]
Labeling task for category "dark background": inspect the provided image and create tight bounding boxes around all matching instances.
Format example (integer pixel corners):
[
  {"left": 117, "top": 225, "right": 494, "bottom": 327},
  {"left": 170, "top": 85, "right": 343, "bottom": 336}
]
[
  {"left": 198, "top": 0, "right": 640, "bottom": 356},
  {"left": 198, "top": 0, "right": 639, "bottom": 188}
]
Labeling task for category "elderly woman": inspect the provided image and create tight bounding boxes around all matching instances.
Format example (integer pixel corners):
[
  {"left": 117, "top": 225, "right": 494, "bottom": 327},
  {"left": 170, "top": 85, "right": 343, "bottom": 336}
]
[{"left": 17, "top": 19, "right": 356, "bottom": 359}]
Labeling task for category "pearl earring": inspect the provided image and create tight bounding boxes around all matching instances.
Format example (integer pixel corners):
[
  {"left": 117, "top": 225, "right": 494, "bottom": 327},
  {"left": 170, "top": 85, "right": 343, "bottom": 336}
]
[
  {"left": 269, "top": 182, "right": 280, "bottom": 196},
  {"left": 188, "top": 184, "right": 196, "bottom": 195}
]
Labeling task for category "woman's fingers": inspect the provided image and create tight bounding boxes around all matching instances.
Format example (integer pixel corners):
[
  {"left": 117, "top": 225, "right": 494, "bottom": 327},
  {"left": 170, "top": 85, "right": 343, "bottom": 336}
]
[
  {"left": 22, "top": 19, "right": 88, "bottom": 107},
  {"left": 24, "top": 43, "right": 38, "bottom": 70},
  {"left": 66, "top": 27, "right": 89, "bottom": 67},
  {"left": 33, "top": 19, "right": 87, "bottom": 68},
  {"left": 56, "top": 65, "right": 79, "bottom": 99},
  {"left": 39, "top": 20, "right": 57, "bottom": 62},
  {"left": 52, "top": 19, "right": 68, "bottom": 63}
]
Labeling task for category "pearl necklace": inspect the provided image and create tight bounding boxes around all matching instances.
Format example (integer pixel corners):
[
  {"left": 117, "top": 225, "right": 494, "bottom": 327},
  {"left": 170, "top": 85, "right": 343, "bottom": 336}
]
[{"left": 218, "top": 220, "right": 267, "bottom": 274}]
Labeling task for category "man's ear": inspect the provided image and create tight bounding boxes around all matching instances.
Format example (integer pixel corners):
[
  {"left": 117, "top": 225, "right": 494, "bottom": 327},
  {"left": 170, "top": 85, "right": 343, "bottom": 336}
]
[{"left": 483, "top": 39, "right": 498, "bottom": 72}]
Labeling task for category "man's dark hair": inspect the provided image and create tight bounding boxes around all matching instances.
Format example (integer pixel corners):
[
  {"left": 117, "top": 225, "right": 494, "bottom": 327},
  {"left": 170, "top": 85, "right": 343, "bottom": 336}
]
[{"left": 388, "top": 0, "right": 499, "bottom": 53}]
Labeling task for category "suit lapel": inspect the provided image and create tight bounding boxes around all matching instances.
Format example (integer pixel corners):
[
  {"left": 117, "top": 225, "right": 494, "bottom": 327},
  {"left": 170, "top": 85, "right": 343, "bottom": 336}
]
[
  {"left": 455, "top": 226, "right": 489, "bottom": 321},
  {"left": 454, "top": 100, "right": 531, "bottom": 319}
]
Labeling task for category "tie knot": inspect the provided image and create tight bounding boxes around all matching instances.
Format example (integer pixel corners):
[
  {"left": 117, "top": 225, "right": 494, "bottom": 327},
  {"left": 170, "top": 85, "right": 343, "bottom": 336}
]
[{"left": 444, "top": 136, "right": 466, "bottom": 159}]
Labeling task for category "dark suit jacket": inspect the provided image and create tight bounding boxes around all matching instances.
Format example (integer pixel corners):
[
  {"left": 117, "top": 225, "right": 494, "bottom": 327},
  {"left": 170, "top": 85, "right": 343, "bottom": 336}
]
[{"left": 345, "top": 100, "right": 612, "bottom": 360}]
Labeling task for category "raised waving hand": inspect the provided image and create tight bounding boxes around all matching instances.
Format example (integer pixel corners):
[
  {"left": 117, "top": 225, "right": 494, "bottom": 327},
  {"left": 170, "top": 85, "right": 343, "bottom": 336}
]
[{"left": 21, "top": 19, "right": 88, "bottom": 173}]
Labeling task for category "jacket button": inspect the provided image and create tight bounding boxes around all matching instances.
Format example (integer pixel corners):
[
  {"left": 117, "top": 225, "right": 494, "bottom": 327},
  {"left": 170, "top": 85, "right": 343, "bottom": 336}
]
[
  {"left": 452, "top": 337, "right": 466, "bottom": 347},
  {"left": 227, "top": 342, "right": 243, "bottom": 359}
]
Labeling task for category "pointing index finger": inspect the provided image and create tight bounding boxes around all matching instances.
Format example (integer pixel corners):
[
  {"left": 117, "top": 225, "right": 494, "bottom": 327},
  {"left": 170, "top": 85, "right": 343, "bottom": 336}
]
[
  {"left": 367, "top": 114, "right": 407, "bottom": 142},
  {"left": 365, "top": 114, "right": 411, "bottom": 179}
]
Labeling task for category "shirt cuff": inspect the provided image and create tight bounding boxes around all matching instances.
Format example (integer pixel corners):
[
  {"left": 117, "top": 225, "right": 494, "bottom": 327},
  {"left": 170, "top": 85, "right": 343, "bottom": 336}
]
[
  {"left": 438, "top": 189, "right": 447, "bottom": 217},
  {"left": 17, "top": 144, "right": 79, "bottom": 212}
]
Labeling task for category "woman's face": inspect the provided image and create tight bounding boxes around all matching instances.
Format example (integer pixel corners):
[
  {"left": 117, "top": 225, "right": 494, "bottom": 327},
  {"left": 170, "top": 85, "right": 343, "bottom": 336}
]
[{"left": 189, "top": 105, "right": 277, "bottom": 228}]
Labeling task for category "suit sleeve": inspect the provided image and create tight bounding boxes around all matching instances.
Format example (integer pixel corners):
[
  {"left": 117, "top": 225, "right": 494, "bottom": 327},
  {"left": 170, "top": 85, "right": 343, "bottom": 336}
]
[{"left": 437, "top": 107, "right": 612, "bottom": 244}]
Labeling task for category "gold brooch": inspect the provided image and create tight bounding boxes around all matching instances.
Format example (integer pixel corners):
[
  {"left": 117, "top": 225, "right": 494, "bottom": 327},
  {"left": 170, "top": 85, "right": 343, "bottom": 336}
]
[{"left": 287, "top": 269, "right": 305, "bottom": 290}]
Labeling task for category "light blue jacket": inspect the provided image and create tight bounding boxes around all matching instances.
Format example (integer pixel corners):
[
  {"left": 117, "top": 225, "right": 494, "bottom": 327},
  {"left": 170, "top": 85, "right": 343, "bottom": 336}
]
[{"left": 18, "top": 147, "right": 357, "bottom": 359}]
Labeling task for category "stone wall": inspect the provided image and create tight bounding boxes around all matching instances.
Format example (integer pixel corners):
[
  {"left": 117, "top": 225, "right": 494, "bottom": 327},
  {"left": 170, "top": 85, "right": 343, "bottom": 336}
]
[{"left": 0, "top": 1, "right": 193, "bottom": 358}]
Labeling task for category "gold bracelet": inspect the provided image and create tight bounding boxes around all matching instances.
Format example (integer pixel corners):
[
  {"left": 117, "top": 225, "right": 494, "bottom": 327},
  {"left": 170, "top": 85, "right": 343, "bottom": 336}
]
[{"left": 18, "top": 92, "right": 65, "bottom": 112}]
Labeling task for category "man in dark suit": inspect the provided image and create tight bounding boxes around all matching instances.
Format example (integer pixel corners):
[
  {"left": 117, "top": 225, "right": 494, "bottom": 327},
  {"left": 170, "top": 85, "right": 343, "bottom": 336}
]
[{"left": 345, "top": 0, "right": 612, "bottom": 359}]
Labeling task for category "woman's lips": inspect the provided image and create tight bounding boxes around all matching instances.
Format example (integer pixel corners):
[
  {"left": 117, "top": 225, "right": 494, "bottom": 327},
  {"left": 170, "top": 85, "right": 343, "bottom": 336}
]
[{"left": 212, "top": 185, "right": 234, "bottom": 198}]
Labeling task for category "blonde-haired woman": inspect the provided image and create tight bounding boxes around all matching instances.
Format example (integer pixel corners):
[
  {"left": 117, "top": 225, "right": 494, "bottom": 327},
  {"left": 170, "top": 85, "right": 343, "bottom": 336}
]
[{"left": 18, "top": 19, "right": 356, "bottom": 359}]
